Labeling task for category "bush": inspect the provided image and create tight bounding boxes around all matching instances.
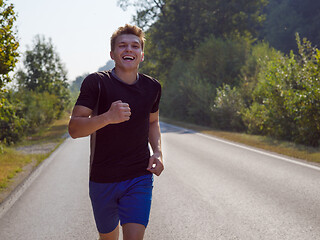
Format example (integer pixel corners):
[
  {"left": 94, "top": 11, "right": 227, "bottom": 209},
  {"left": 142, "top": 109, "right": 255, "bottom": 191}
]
[
  {"left": 286, "top": 35, "right": 320, "bottom": 146},
  {"left": 161, "top": 36, "right": 252, "bottom": 128},
  {"left": 212, "top": 84, "right": 245, "bottom": 131},
  {"left": 240, "top": 41, "right": 282, "bottom": 107},
  {"left": 0, "top": 95, "right": 26, "bottom": 144},
  {"left": 161, "top": 58, "right": 216, "bottom": 125},
  {"left": 0, "top": 88, "right": 69, "bottom": 145},
  {"left": 243, "top": 34, "right": 320, "bottom": 146},
  {"left": 14, "top": 90, "right": 61, "bottom": 133},
  {"left": 193, "top": 35, "right": 251, "bottom": 88}
]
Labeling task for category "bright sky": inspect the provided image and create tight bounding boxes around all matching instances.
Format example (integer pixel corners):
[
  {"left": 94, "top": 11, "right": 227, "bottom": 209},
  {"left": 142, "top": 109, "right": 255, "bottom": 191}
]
[{"left": 13, "top": 0, "right": 136, "bottom": 82}]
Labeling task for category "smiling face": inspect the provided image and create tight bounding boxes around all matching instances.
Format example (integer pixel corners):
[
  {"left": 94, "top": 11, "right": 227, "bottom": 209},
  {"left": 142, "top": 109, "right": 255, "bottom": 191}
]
[{"left": 110, "top": 34, "right": 144, "bottom": 72}]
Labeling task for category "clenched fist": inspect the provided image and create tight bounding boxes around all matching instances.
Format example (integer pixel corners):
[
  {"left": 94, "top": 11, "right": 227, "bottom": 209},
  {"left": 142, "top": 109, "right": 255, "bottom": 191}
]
[{"left": 106, "top": 100, "right": 131, "bottom": 124}]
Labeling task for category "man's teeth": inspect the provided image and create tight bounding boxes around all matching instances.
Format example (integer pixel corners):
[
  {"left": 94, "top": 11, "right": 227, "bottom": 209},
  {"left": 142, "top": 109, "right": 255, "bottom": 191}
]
[{"left": 123, "top": 56, "right": 135, "bottom": 60}]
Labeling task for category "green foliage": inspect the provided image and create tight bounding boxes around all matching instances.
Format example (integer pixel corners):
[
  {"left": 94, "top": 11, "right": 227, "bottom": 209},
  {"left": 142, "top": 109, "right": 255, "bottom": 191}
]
[
  {"left": 16, "top": 35, "right": 70, "bottom": 118},
  {"left": 262, "top": 0, "right": 320, "bottom": 53},
  {"left": 14, "top": 90, "right": 61, "bottom": 132},
  {"left": 213, "top": 84, "right": 245, "bottom": 131},
  {"left": 193, "top": 36, "right": 251, "bottom": 88},
  {"left": 140, "top": 28, "right": 174, "bottom": 85},
  {"left": 248, "top": 54, "right": 296, "bottom": 138},
  {"left": 118, "top": 0, "right": 164, "bottom": 30},
  {"left": 242, "top": 102, "right": 267, "bottom": 135},
  {"left": 0, "top": 0, "right": 19, "bottom": 90},
  {"left": 160, "top": 58, "right": 192, "bottom": 120},
  {"left": 122, "top": 0, "right": 267, "bottom": 40},
  {"left": 69, "top": 72, "right": 88, "bottom": 106},
  {"left": 240, "top": 41, "right": 282, "bottom": 105},
  {"left": 261, "top": 0, "right": 299, "bottom": 53},
  {"left": 161, "top": 36, "right": 250, "bottom": 128},
  {"left": 244, "top": 35, "right": 320, "bottom": 146},
  {"left": 136, "top": 0, "right": 267, "bottom": 84},
  {"left": 1, "top": 35, "right": 71, "bottom": 145},
  {"left": 0, "top": 89, "right": 67, "bottom": 145},
  {"left": 0, "top": 91, "right": 26, "bottom": 144},
  {"left": 97, "top": 60, "right": 115, "bottom": 72},
  {"left": 161, "top": 58, "right": 216, "bottom": 126},
  {"left": 288, "top": 35, "right": 320, "bottom": 146},
  {"left": 69, "top": 73, "right": 88, "bottom": 94}
]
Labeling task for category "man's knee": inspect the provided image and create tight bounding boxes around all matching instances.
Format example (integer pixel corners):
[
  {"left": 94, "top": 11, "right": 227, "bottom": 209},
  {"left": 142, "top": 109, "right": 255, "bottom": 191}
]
[
  {"left": 98, "top": 224, "right": 119, "bottom": 240},
  {"left": 122, "top": 223, "right": 146, "bottom": 240}
]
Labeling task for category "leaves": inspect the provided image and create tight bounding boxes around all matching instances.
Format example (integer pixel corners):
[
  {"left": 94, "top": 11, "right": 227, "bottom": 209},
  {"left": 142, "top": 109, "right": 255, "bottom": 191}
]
[
  {"left": 17, "top": 35, "right": 70, "bottom": 118},
  {"left": 245, "top": 34, "right": 320, "bottom": 146},
  {"left": 262, "top": 0, "right": 320, "bottom": 53},
  {"left": 0, "top": 0, "right": 19, "bottom": 89}
]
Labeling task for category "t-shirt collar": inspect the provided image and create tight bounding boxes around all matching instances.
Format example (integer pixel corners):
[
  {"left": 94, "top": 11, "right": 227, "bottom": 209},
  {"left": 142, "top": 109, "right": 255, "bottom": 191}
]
[{"left": 111, "top": 68, "right": 139, "bottom": 85}]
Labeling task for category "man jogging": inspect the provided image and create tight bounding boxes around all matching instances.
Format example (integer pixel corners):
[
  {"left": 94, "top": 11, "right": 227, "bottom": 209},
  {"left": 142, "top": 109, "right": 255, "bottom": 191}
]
[{"left": 68, "top": 24, "right": 164, "bottom": 240}]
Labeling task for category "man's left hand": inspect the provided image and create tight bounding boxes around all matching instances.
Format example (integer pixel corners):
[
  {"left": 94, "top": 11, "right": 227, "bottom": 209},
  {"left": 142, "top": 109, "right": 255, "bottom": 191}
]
[{"left": 147, "top": 153, "right": 164, "bottom": 176}]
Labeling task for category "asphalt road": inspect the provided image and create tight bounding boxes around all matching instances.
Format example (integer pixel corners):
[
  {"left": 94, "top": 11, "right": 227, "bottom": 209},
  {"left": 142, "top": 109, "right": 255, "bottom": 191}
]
[{"left": 0, "top": 122, "right": 319, "bottom": 239}]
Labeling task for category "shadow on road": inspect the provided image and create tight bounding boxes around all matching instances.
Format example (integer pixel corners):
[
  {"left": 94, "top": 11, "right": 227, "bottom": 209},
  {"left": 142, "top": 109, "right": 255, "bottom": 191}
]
[{"left": 160, "top": 122, "right": 195, "bottom": 134}]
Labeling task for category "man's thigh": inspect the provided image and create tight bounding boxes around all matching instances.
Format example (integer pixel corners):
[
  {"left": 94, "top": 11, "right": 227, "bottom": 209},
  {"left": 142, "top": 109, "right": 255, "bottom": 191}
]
[
  {"left": 118, "top": 174, "right": 153, "bottom": 228},
  {"left": 89, "top": 181, "right": 120, "bottom": 234}
]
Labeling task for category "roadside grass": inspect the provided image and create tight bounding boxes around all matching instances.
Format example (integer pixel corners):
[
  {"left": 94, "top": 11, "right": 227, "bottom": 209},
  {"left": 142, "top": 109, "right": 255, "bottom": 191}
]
[
  {"left": 0, "top": 149, "right": 45, "bottom": 191},
  {"left": 17, "top": 114, "right": 70, "bottom": 146},
  {"left": 161, "top": 117, "right": 320, "bottom": 164},
  {"left": 0, "top": 113, "right": 70, "bottom": 193}
]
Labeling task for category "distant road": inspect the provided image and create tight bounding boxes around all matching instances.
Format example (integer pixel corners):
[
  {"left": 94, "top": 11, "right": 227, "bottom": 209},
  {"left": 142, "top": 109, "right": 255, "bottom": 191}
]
[{"left": 0, "top": 122, "right": 320, "bottom": 239}]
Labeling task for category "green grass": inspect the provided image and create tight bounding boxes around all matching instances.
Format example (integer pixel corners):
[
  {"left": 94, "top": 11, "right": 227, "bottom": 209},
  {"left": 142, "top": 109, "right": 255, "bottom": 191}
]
[
  {"left": 161, "top": 117, "right": 320, "bottom": 164},
  {"left": 0, "top": 147, "right": 38, "bottom": 191},
  {"left": 17, "top": 115, "right": 70, "bottom": 147},
  {"left": 0, "top": 113, "right": 70, "bottom": 192}
]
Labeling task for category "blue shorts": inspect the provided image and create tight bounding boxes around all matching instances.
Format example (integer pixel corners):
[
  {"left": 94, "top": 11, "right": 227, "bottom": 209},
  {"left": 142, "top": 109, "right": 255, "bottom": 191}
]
[{"left": 89, "top": 174, "right": 153, "bottom": 234}]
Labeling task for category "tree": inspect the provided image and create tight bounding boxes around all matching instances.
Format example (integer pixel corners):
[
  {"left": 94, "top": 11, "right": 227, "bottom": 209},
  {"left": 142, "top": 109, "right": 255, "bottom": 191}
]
[
  {"left": 98, "top": 60, "right": 115, "bottom": 72},
  {"left": 119, "top": 0, "right": 268, "bottom": 83},
  {"left": 69, "top": 72, "right": 88, "bottom": 105},
  {"left": 262, "top": 0, "right": 320, "bottom": 53},
  {"left": 69, "top": 73, "right": 88, "bottom": 94},
  {"left": 117, "top": 0, "right": 165, "bottom": 30},
  {"left": 119, "top": 0, "right": 267, "bottom": 47},
  {"left": 0, "top": 0, "right": 21, "bottom": 144},
  {"left": 0, "top": 0, "right": 19, "bottom": 91},
  {"left": 17, "top": 35, "right": 70, "bottom": 117}
]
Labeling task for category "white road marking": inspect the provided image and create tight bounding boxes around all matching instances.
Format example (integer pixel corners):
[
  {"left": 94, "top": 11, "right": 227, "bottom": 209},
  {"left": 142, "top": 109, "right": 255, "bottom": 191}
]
[{"left": 161, "top": 122, "right": 320, "bottom": 172}]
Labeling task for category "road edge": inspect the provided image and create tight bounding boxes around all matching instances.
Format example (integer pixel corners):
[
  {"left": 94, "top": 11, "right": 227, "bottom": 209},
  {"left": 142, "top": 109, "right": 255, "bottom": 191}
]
[
  {"left": 0, "top": 137, "right": 70, "bottom": 219},
  {"left": 161, "top": 122, "right": 320, "bottom": 171}
]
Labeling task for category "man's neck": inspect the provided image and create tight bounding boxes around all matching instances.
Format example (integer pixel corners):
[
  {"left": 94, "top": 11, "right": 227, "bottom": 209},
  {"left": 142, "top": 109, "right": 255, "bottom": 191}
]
[{"left": 113, "top": 67, "right": 138, "bottom": 85}]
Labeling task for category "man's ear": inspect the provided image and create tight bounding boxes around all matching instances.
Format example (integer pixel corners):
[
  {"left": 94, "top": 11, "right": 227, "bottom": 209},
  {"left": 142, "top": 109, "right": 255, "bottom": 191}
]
[
  {"left": 110, "top": 51, "right": 114, "bottom": 60},
  {"left": 141, "top": 52, "right": 145, "bottom": 62}
]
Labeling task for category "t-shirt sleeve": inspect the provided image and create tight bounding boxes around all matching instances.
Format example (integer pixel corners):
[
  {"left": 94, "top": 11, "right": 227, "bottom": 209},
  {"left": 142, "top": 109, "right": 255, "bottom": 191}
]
[
  {"left": 151, "top": 80, "right": 162, "bottom": 113},
  {"left": 75, "top": 73, "right": 100, "bottom": 110}
]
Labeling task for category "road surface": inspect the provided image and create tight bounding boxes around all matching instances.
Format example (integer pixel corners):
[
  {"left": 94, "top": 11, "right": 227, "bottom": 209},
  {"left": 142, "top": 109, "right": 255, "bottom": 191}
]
[{"left": 0, "top": 122, "right": 319, "bottom": 239}]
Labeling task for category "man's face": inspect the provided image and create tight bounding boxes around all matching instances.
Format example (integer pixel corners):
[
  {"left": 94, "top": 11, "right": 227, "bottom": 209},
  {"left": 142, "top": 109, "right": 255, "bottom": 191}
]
[{"left": 110, "top": 34, "right": 144, "bottom": 71}]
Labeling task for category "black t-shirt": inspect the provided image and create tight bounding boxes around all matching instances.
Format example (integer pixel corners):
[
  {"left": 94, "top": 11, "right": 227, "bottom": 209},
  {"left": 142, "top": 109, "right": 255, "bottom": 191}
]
[{"left": 75, "top": 70, "right": 161, "bottom": 183}]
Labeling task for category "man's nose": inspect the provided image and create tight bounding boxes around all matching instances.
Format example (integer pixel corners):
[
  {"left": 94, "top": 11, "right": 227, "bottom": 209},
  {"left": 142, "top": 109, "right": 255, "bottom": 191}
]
[
  {"left": 126, "top": 45, "right": 133, "bottom": 51},
  {"left": 126, "top": 45, "right": 132, "bottom": 51}
]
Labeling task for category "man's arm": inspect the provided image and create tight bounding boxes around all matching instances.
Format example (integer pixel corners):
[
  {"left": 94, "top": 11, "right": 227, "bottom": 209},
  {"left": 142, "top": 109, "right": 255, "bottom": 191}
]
[
  {"left": 68, "top": 100, "right": 131, "bottom": 139},
  {"left": 147, "top": 110, "right": 164, "bottom": 176}
]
